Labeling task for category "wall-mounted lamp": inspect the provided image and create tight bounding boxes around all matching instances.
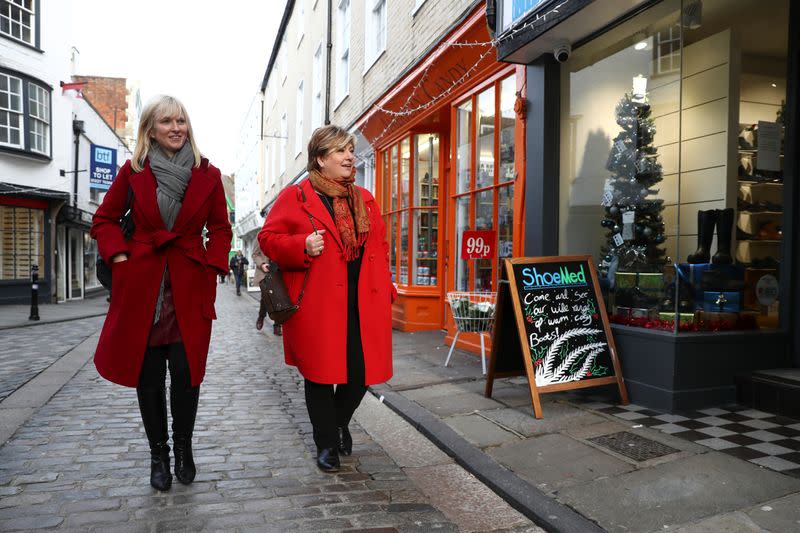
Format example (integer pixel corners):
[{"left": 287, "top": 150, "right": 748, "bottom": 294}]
[{"left": 633, "top": 32, "right": 648, "bottom": 51}]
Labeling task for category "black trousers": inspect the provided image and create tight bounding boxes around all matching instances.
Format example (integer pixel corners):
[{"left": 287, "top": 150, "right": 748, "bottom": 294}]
[
  {"left": 138, "top": 343, "right": 192, "bottom": 391},
  {"left": 304, "top": 311, "right": 367, "bottom": 450}
]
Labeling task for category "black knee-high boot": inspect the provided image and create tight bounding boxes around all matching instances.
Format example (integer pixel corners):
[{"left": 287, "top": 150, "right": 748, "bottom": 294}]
[
  {"left": 137, "top": 387, "right": 172, "bottom": 491},
  {"left": 171, "top": 385, "right": 199, "bottom": 484}
]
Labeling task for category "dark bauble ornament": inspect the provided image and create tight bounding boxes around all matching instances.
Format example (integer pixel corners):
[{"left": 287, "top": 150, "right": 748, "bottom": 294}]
[
  {"left": 609, "top": 206, "right": 619, "bottom": 215},
  {"left": 604, "top": 254, "right": 613, "bottom": 262},
  {"left": 654, "top": 233, "right": 666, "bottom": 243},
  {"left": 613, "top": 225, "right": 621, "bottom": 233},
  {"left": 640, "top": 188, "right": 649, "bottom": 196},
  {"left": 643, "top": 227, "right": 653, "bottom": 237},
  {"left": 601, "top": 219, "right": 615, "bottom": 228}
]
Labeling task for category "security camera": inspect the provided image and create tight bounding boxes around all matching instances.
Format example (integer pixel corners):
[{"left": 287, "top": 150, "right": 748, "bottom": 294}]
[{"left": 553, "top": 42, "right": 571, "bottom": 63}]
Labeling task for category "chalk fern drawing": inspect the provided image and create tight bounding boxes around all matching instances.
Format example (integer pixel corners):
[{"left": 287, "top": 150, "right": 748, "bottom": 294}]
[{"left": 534, "top": 327, "right": 607, "bottom": 386}]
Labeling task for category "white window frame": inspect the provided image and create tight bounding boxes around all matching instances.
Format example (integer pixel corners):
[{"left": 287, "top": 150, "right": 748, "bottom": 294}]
[
  {"left": 296, "top": 0, "right": 305, "bottom": 46},
  {"left": 412, "top": 0, "right": 426, "bottom": 16},
  {"left": 279, "top": 112, "right": 287, "bottom": 175},
  {"left": 312, "top": 41, "right": 323, "bottom": 130},
  {"left": 28, "top": 81, "right": 48, "bottom": 155},
  {"left": 295, "top": 80, "right": 304, "bottom": 157},
  {"left": 265, "top": 142, "right": 272, "bottom": 188},
  {"left": 0, "top": 72, "right": 23, "bottom": 149},
  {"left": 335, "top": 0, "right": 350, "bottom": 104},
  {"left": 0, "top": 0, "right": 36, "bottom": 46},
  {"left": 364, "top": 0, "right": 387, "bottom": 72}
]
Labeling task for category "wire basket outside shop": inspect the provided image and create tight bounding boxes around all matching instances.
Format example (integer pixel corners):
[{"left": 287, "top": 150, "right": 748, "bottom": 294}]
[{"left": 445, "top": 291, "right": 497, "bottom": 374}]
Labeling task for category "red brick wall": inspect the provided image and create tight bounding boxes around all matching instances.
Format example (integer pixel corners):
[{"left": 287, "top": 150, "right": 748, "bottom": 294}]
[{"left": 72, "top": 76, "right": 129, "bottom": 135}]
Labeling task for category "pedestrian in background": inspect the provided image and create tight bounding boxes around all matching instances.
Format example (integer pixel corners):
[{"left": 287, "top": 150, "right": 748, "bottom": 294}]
[
  {"left": 259, "top": 125, "right": 396, "bottom": 473},
  {"left": 252, "top": 246, "right": 282, "bottom": 336},
  {"left": 91, "top": 95, "right": 232, "bottom": 491},
  {"left": 229, "top": 250, "right": 248, "bottom": 296}
]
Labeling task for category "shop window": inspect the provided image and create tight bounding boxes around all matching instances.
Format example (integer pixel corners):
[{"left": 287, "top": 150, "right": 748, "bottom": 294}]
[
  {"left": 382, "top": 133, "right": 441, "bottom": 288},
  {"left": 559, "top": 0, "right": 789, "bottom": 333},
  {"left": 452, "top": 74, "right": 517, "bottom": 292},
  {"left": 0, "top": 205, "right": 45, "bottom": 280},
  {"left": 83, "top": 233, "right": 99, "bottom": 290}
]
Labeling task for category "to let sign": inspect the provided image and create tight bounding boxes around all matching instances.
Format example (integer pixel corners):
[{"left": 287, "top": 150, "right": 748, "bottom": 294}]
[
  {"left": 461, "top": 230, "right": 496, "bottom": 259},
  {"left": 89, "top": 144, "right": 117, "bottom": 191}
]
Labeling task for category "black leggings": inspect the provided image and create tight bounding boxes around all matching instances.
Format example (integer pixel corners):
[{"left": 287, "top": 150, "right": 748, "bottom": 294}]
[
  {"left": 304, "top": 313, "right": 367, "bottom": 450},
  {"left": 138, "top": 343, "right": 192, "bottom": 391}
]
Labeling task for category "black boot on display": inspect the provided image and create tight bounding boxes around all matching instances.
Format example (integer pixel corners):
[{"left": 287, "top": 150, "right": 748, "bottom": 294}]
[
  {"left": 687, "top": 209, "right": 718, "bottom": 264},
  {"left": 171, "top": 385, "right": 200, "bottom": 485},
  {"left": 337, "top": 426, "right": 352, "bottom": 456},
  {"left": 137, "top": 387, "right": 173, "bottom": 491},
  {"left": 712, "top": 208, "right": 734, "bottom": 265},
  {"left": 316, "top": 448, "right": 340, "bottom": 472}
]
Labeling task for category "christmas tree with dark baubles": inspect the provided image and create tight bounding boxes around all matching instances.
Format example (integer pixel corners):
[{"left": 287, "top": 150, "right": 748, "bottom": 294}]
[{"left": 598, "top": 92, "right": 667, "bottom": 276}]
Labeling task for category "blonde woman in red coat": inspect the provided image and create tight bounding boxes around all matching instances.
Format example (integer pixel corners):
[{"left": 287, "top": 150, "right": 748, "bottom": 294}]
[
  {"left": 259, "top": 125, "right": 396, "bottom": 472},
  {"left": 91, "top": 95, "right": 232, "bottom": 491}
]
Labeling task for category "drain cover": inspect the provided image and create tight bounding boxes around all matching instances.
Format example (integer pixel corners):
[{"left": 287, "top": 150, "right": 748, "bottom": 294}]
[{"left": 588, "top": 431, "right": 679, "bottom": 461}]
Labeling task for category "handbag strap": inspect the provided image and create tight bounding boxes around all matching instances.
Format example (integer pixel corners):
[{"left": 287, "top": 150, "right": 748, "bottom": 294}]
[{"left": 295, "top": 184, "right": 317, "bottom": 305}]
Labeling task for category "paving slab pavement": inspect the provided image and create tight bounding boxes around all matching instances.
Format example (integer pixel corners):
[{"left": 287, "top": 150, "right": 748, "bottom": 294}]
[{"left": 376, "top": 329, "right": 800, "bottom": 532}]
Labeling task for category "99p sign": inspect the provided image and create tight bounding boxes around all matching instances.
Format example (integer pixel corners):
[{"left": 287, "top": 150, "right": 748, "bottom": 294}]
[{"left": 461, "top": 230, "right": 497, "bottom": 260}]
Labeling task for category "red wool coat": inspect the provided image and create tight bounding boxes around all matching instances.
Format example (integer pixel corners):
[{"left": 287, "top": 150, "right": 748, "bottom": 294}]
[
  {"left": 91, "top": 159, "right": 232, "bottom": 387},
  {"left": 258, "top": 179, "right": 396, "bottom": 385}
]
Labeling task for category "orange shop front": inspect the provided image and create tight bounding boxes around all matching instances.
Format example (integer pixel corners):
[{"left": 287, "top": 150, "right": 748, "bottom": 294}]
[{"left": 354, "top": 7, "right": 527, "bottom": 355}]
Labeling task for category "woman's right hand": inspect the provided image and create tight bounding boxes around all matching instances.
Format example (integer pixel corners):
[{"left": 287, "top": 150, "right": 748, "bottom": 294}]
[
  {"left": 111, "top": 253, "right": 128, "bottom": 263},
  {"left": 305, "top": 229, "right": 326, "bottom": 257}
]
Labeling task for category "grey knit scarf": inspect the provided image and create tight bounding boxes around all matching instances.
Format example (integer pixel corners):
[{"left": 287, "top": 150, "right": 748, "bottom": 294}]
[
  {"left": 149, "top": 142, "right": 194, "bottom": 231},
  {"left": 148, "top": 142, "right": 194, "bottom": 324}
]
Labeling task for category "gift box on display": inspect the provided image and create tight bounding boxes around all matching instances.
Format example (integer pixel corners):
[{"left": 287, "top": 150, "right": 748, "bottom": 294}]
[
  {"left": 702, "top": 291, "right": 741, "bottom": 312},
  {"left": 744, "top": 268, "right": 778, "bottom": 310},
  {"left": 658, "top": 312, "right": 695, "bottom": 325},
  {"left": 616, "top": 271, "right": 664, "bottom": 290}
]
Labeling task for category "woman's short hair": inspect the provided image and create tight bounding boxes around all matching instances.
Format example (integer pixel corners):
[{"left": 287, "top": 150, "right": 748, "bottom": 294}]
[
  {"left": 307, "top": 125, "right": 356, "bottom": 172},
  {"left": 131, "top": 95, "right": 202, "bottom": 172}
]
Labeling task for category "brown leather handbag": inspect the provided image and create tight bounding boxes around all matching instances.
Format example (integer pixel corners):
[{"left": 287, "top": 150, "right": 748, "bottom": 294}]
[{"left": 260, "top": 186, "right": 317, "bottom": 325}]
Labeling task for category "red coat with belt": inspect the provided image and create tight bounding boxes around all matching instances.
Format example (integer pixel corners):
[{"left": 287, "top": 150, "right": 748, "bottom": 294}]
[
  {"left": 258, "top": 179, "right": 396, "bottom": 385},
  {"left": 91, "top": 158, "right": 232, "bottom": 387}
]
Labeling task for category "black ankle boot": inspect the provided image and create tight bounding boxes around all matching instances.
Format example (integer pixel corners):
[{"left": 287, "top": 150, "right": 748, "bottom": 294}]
[
  {"left": 171, "top": 386, "right": 199, "bottom": 485},
  {"left": 337, "top": 426, "right": 352, "bottom": 456},
  {"left": 688, "top": 209, "right": 717, "bottom": 264},
  {"left": 712, "top": 208, "right": 734, "bottom": 265},
  {"left": 316, "top": 448, "right": 340, "bottom": 472},
  {"left": 149, "top": 443, "right": 172, "bottom": 491},
  {"left": 137, "top": 387, "right": 173, "bottom": 491}
]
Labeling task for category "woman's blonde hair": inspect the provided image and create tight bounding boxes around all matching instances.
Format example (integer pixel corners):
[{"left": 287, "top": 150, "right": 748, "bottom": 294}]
[
  {"left": 131, "top": 95, "right": 202, "bottom": 172},
  {"left": 307, "top": 125, "right": 356, "bottom": 172}
]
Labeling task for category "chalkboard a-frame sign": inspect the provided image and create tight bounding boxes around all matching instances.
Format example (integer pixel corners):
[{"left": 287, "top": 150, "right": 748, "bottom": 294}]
[{"left": 486, "top": 256, "right": 629, "bottom": 419}]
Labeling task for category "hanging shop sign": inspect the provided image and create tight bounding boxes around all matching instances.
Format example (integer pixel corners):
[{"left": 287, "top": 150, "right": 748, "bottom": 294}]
[
  {"left": 485, "top": 256, "right": 628, "bottom": 418},
  {"left": 461, "top": 230, "right": 497, "bottom": 260},
  {"left": 89, "top": 143, "right": 117, "bottom": 191}
]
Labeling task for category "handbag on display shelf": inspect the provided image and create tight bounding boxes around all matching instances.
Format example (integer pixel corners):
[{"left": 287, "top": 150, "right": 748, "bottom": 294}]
[
  {"left": 96, "top": 185, "right": 134, "bottom": 290},
  {"left": 261, "top": 185, "right": 316, "bottom": 325}
]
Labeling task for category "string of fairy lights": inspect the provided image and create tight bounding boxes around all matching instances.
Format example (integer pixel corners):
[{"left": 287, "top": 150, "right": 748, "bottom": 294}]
[{"left": 364, "top": 0, "right": 569, "bottom": 147}]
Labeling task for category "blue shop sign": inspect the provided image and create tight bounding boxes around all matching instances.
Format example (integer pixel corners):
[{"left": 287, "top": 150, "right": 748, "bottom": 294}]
[{"left": 89, "top": 143, "right": 116, "bottom": 190}]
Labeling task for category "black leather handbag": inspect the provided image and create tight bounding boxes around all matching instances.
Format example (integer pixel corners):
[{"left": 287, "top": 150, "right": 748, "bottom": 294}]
[
  {"left": 96, "top": 185, "right": 134, "bottom": 290},
  {"left": 260, "top": 186, "right": 316, "bottom": 325}
]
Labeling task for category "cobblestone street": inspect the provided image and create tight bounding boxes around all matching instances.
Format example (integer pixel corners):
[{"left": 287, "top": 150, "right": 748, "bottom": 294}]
[{"left": 0, "top": 285, "right": 535, "bottom": 532}]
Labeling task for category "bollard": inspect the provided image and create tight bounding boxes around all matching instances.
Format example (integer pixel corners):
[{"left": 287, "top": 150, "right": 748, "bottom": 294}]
[{"left": 29, "top": 264, "right": 40, "bottom": 321}]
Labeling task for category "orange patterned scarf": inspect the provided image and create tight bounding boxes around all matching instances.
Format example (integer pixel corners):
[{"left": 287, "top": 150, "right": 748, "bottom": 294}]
[{"left": 309, "top": 169, "right": 369, "bottom": 261}]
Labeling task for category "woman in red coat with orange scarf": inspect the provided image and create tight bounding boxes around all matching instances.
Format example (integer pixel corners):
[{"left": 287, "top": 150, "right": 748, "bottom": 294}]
[
  {"left": 91, "top": 95, "right": 231, "bottom": 491},
  {"left": 259, "top": 125, "right": 396, "bottom": 472}
]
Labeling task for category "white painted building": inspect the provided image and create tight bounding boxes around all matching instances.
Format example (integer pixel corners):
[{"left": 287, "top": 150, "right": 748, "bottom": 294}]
[
  {"left": 233, "top": 92, "right": 265, "bottom": 261},
  {"left": 1, "top": 1, "right": 131, "bottom": 304}
]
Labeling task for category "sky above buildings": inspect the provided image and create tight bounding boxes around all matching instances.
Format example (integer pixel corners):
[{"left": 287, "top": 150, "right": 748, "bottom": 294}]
[{"left": 71, "top": 0, "right": 285, "bottom": 176}]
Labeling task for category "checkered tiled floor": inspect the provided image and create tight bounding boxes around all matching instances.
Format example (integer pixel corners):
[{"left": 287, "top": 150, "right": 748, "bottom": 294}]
[{"left": 566, "top": 397, "right": 800, "bottom": 477}]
